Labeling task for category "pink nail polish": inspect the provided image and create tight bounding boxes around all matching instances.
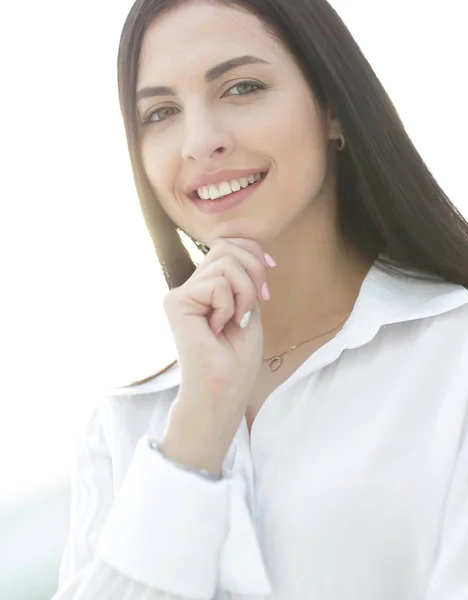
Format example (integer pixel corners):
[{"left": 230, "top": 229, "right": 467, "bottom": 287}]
[
  {"left": 261, "top": 282, "right": 271, "bottom": 301},
  {"left": 264, "top": 253, "right": 277, "bottom": 268}
]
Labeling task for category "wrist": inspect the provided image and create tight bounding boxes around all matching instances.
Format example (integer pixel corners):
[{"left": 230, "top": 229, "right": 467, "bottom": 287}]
[
  {"left": 160, "top": 401, "right": 230, "bottom": 477},
  {"left": 149, "top": 438, "right": 222, "bottom": 481},
  {"left": 158, "top": 427, "right": 225, "bottom": 478}
]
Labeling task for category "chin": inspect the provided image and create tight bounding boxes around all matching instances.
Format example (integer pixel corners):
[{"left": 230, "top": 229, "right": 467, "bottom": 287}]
[{"left": 207, "top": 219, "right": 272, "bottom": 244}]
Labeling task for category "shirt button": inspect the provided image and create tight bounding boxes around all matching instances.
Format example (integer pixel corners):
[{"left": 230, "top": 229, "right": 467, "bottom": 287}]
[{"left": 148, "top": 438, "right": 159, "bottom": 451}]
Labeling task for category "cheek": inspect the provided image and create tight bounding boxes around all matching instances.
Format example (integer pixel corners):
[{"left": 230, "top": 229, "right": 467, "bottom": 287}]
[
  {"left": 277, "top": 115, "right": 327, "bottom": 191},
  {"left": 261, "top": 90, "right": 325, "bottom": 165},
  {"left": 141, "top": 135, "right": 178, "bottom": 194},
  {"left": 267, "top": 109, "right": 329, "bottom": 220},
  {"left": 140, "top": 135, "right": 182, "bottom": 218},
  {"left": 141, "top": 135, "right": 166, "bottom": 188}
]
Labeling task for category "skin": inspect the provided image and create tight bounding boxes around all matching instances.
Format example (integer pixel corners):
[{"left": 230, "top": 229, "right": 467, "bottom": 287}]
[{"left": 136, "top": 0, "right": 373, "bottom": 357}]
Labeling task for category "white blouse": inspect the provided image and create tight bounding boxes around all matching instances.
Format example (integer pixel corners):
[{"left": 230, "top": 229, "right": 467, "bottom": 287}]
[{"left": 52, "top": 262, "right": 468, "bottom": 600}]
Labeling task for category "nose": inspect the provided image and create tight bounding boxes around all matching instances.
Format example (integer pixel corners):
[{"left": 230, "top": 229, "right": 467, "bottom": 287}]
[{"left": 181, "top": 111, "right": 234, "bottom": 162}]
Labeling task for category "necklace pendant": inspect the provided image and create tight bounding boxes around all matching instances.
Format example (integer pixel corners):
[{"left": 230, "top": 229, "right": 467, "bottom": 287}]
[{"left": 268, "top": 356, "right": 283, "bottom": 372}]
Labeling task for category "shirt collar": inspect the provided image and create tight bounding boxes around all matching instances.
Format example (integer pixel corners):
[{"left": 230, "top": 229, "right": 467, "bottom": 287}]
[
  {"left": 114, "top": 258, "right": 468, "bottom": 397},
  {"left": 338, "top": 260, "right": 468, "bottom": 351}
]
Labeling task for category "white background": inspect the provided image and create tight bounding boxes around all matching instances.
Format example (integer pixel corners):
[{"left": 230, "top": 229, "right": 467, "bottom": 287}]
[{"left": 0, "top": 0, "right": 466, "bottom": 508}]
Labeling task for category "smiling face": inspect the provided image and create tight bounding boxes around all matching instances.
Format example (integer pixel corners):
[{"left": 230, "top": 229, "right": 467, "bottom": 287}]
[{"left": 136, "top": 0, "right": 341, "bottom": 247}]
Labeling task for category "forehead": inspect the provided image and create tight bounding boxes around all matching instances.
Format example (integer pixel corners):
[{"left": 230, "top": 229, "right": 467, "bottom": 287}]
[{"left": 138, "top": 2, "right": 284, "bottom": 86}]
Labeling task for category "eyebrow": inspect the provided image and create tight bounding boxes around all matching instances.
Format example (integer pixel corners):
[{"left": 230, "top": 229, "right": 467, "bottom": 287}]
[{"left": 136, "top": 55, "right": 270, "bottom": 102}]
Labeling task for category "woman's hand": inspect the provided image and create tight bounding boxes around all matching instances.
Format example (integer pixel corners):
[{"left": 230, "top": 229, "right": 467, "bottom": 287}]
[
  {"left": 164, "top": 237, "right": 273, "bottom": 401},
  {"left": 160, "top": 238, "right": 275, "bottom": 473}
]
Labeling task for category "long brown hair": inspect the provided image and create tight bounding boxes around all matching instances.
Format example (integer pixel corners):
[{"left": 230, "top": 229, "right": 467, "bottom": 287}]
[{"left": 117, "top": 0, "right": 468, "bottom": 382}]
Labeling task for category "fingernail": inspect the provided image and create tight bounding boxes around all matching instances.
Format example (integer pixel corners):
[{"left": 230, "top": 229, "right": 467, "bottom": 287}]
[
  {"left": 264, "top": 253, "right": 277, "bottom": 268},
  {"left": 261, "top": 282, "right": 271, "bottom": 301},
  {"left": 240, "top": 311, "right": 252, "bottom": 329}
]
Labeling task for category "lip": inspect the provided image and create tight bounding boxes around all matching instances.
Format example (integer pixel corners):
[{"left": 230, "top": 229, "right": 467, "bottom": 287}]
[
  {"left": 185, "top": 167, "right": 269, "bottom": 197},
  {"left": 190, "top": 172, "right": 267, "bottom": 215}
]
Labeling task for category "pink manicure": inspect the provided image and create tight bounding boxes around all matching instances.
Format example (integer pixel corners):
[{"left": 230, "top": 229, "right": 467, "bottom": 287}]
[
  {"left": 264, "top": 253, "right": 277, "bottom": 268},
  {"left": 261, "top": 282, "right": 271, "bottom": 301}
]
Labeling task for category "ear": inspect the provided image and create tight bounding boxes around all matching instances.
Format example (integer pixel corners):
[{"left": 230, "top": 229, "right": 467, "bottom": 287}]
[{"left": 325, "top": 107, "right": 342, "bottom": 142}]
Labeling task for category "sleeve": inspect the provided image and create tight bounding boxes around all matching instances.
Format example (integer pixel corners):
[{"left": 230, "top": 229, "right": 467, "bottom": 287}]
[
  {"left": 51, "top": 402, "right": 272, "bottom": 600},
  {"left": 425, "top": 409, "right": 468, "bottom": 599}
]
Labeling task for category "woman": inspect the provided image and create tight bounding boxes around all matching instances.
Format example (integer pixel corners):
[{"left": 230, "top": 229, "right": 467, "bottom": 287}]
[{"left": 53, "top": 0, "right": 468, "bottom": 599}]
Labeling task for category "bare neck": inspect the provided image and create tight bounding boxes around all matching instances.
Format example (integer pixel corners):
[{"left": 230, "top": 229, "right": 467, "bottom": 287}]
[{"left": 260, "top": 214, "right": 373, "bottom": 357}]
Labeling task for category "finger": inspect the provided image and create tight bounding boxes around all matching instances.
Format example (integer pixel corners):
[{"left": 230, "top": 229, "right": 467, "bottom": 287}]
[
  {"left": 220, "top": 238, "right": 273, "bottom": 270},
  {"left": 205, "top": 237, "right": 271, "bottom": 271},
  {"left": 197, "top": 239, "right": 268, "bottom": 302},
  {"left": 195, "top": 256, "right": 258, "bottom": 326},
  {"left": 164, "top": 276, "right": 236, "bottom": 336},
  {"left": 208, "top": 276, "right": 236, "bottom": 335}
]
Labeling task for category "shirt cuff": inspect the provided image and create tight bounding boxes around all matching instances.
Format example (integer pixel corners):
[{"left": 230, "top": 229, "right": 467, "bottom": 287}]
[{"left": 96, "top": 435, "right": 272, "bottom": 598}]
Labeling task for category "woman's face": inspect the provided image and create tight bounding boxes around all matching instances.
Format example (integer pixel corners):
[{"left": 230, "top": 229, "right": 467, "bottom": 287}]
[{"left": 136, "top": 0, "right": 340, "bottom": 247}]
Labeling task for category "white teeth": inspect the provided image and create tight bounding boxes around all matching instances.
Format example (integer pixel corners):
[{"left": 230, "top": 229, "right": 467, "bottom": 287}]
[
  {"left": 197, "top": 172, "right": 264, "bottom": 200},
  {"left": 206, "top": 185, "right": 221, "bottom": 200},
  {"left": 217, "top": 182, "right": 231, "bottom": 198}
]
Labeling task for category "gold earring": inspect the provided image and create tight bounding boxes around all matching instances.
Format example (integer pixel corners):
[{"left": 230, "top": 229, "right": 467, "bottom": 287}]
[{"left": 336, "top": 133, "right": 346, "bottom": 151}]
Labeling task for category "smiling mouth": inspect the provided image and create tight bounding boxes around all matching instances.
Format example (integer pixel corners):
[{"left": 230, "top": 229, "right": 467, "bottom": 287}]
[
  {"left": 187, "top": 171, "right": 268, "bottom": 216},
  {"left": 188, "top": 172, "right": 268, "bottom": 201}
]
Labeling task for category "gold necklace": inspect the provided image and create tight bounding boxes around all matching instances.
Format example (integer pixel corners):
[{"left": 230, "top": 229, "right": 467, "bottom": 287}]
[{"left": 263, "top": 313, "right": 352, "bottom": 372}]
